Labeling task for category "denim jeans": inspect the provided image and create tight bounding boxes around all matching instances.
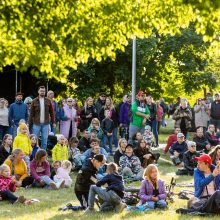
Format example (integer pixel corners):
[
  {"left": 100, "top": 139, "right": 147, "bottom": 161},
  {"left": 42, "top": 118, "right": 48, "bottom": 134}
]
[
  {"left": 0, "top": 190, "right": 18, "bottom": 204},
  {"left": 88, "top": 185, "right": 121, "bottom": 210},
  {"left": 142, "top": 199, "right": 167, "bottom": 210},
  {"left": 33, "top": 123, "right": 49, "bottom": 150},
  {"left": 146, "top": 119, "right": 158, "bottom": 145},
  {"left": 112, "top": 127, "right": 118, "bottom": 147},
  {"left": 40, "top": 175, "right": 54, "bottom": 186},
  {"left": 12, "top": 124, "right": 18, "bottom": 139},
  {"left": 104, "top": 135, "right": 113, "bottom": 153}
]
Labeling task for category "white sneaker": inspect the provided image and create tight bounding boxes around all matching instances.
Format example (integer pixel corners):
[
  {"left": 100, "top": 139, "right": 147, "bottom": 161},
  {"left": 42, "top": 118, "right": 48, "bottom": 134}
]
[{"left": 56, "top": 180, "right": 65, "bottom": 189}]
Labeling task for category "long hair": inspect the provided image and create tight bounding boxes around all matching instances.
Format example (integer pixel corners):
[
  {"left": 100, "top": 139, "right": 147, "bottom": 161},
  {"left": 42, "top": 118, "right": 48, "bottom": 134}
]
[
  {"left": 143, "top": 164, "right": 159, "bottom": 188},
  {"left": 2, "top": 134, "right": 12, "bottom": 146},
  {"left": 207, "top": 124, "right": 215, "bottom": 135},
  {"left": 35, "top": 149, "right": 47, "bottom": 165},
  {"left": 30, "top": 134, "right": 39, "bottom": 147},
  {"left": 104, "top": 97, "right": 114, "bottom": 110},
  {"left": 8, "top": 148, "right": 23, "bottom": 162},
  {"left": 84, "top": 97, "right": 93, "bottom": 112},
  {"left": 116, "top": 138, "right": 127, "bottom": 153},
  {"left": 209, "top": 145, "right": 220, "bottom": 161}
]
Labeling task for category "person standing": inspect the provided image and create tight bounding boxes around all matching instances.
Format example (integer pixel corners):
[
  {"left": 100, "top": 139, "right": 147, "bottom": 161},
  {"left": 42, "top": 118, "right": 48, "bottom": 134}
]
[
  {"left": 128, "top": 91, "right": 150, "bottom": 144},
  {"left": 94, "top": 92, "right": 106, "bottom": 117},
  {"left": 29, "top": 86, "right": 55, "bottom": 150},
  {"left": 0, "top": 98, "right": 10, "bottom": 141},
  {"left": 210, "top": 93, "right": 220, "bottom": 131},
  {"left": 9, "top": 92, "right": 28, "bottom": 139},
  {"left": 47, "top": 90, "right": 59, "bottom": 135}
]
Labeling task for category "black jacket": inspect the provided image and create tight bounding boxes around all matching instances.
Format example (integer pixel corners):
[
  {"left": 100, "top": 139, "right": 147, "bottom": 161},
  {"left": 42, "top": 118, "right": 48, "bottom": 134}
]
[
  {"left": 114, "top": 150, "right": 124, "bottom": 165},
  {"left": 169, "top": 141, "right": 188, "bottom": 158},
  {"left": 183, "top": 150, "right": 200, "bottom": 171},
  {"left": 74, "top": 159, "right": 97, "bottom": 192},
  {"left": 101, "top": 118, "right": 114, "bottom": 134},
  {"left": 0, "top": 145, "right": 12, "bottom": 165},
  {"left": 147, "top": 103, "right": 157, "bottom": 121},
  {"left": 193, "top": 135, "right": 210, "bottom": 152},
  {"left": 78, "top": 137, "right": 90, "bottom": 152},
  {"left": 211, "top": 101, "right": 220, "bottom": 120},
  {"left": 204, "top": 132, "right": 218, "bottom": 146},
  {"left": 99, "top": 107, "right": 119, "bottom": 127},
  {"left": 96, "top": 172, "right": 124, "bottom": 198},
  {"left": 133, "top": 147, "right": 155, "bottom": 164}
]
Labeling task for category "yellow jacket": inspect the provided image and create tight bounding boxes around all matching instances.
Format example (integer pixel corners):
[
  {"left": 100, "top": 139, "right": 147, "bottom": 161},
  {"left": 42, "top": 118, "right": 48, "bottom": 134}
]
[
  {"left": 13, "top": 133, "right": 32, "bottom": 156},
  {"left": 4, "top": 159, "right": 28, "bottom": 182},
  {"left": 52, "top": 143, "right": 69, "bottom": 162}
]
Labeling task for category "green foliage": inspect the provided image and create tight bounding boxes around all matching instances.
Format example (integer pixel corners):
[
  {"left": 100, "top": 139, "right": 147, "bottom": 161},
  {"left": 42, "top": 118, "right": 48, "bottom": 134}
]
[{"left": 0, "top": 0, "right": 219, "bottom": 79}]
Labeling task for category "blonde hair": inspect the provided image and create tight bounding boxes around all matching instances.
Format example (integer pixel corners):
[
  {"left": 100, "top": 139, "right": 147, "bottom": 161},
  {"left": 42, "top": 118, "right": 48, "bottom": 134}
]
[
  {"left": 0, "top": 164, "right": 10, "bottom": 175},
  {"left": 143, "top": 164, "right": 159, "bottom": 187},
  {"left": 90, "top": 118, "right": 100, "bottom": 127},
  {"left": 62, "top": 160, "right": 72, "bottom": 173},
  {"left": 8, "top": 148, "right": 23, "bottom": 162}
]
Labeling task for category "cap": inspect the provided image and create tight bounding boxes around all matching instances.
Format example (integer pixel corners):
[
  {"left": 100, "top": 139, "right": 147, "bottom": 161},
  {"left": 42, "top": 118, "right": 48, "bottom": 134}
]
[
  {"left": 177, "top": 132, "right": 185, "bottom": 138},
  {"left": 195, "top": 154, "right": 212, "bottom": 165},
  {"left": 137, "top": 91, "right": 145, "bottom": 96},
  {"left": 19, "top": 123, "right": 28, "bottom": 130},
  {"left": 94, "top": 154, "right": 106, "bottom": 163},
  {"left": 145, "top": 125, "right": 151, "bottom": 130},
  {"left": 100, "top": 92, "right": 106, "bottom": 96},
  {"left": 125, "top": 144, "right": 133, "bottom": 149},
  {"left": 187, "top": 141, "right": 196, "bottom": 148}
]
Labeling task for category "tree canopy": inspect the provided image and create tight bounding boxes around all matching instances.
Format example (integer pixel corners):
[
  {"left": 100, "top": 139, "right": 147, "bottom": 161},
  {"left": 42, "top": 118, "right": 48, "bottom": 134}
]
[{"left": 0, "top": 0, "right": 220, "bottom": 80}]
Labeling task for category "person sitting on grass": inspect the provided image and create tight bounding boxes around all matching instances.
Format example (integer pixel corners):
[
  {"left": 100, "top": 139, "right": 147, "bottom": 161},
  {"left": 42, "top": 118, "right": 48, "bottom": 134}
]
[
  {"left": 119, "top": 144, "right": 143, "bottom": 180},
  {"left": 137, "top": 164, "right": 167, "bottom": 211},
  {"left": 142, "top": 125, "right": 154, "bottom": 147},
  {"left": 205, "top": 124, "right": 219, "bottom": 147},
  {"left": 0, "top": 134, "right": 12, "bottom": 165},
  {"left": 176, "top": 141, "right": 200, "bottom": 176},
  {"left": 50, "top": 160, "right": 61, "bottom": 180},
  {"left": 74, "top": 154, "right": 106, "bottom": 210},
  {"left": 169, "top": 133, "right": 188, "bottom": 167},
  {"left": 209, "top": 145, "right": 220, "bottom": 166},
  {"left": 85, "top": 162, "right": 126, "bottom": 213},
  {"left": 0, "top": 164, "right": 33, "bottom": 205},
  {"left": 52, "top": 134, "right": 69, "bottom": 162},
  {"left": 53, "top": 160, "right": 72, "bottom": 188},
  {"left": 114, "top": 138, "right": 127, "bottom": 166},
  {"left": 164, "top": 128, "right": 181, "bottom": 154},
  {"left": 78, "top": 129, "right": 91, "bottom": 152},
  {"left": 30, "top": 149, "right": 64, "bottom": 190},
  {"left": 134, "top": 140, "right": 160, "bottom": 168},
  {"left": 193, "top": 127, "right": 211, "bottom": 153},
  {"left": 30, "top": 134, "right": 40, "bottom": 161}
]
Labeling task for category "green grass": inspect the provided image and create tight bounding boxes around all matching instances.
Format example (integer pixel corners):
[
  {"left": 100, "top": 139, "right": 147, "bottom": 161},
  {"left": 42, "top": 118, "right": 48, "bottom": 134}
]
[{"left": 0, "top": 118, "right": 218, "bottom": 220}]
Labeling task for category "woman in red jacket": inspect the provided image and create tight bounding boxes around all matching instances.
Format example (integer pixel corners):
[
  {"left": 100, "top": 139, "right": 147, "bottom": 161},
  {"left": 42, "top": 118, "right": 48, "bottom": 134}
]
[{"left": 164, "top": 128, "right": 181, "bottom": 153}]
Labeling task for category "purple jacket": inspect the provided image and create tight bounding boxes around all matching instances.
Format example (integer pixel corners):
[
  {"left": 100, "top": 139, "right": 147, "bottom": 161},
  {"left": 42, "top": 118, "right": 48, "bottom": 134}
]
[
  {"left": 30, "top": 159, "right": 51, "bottom": 181},
  {"left": 119, "top": 102, "right": 131, "bottom": 125},
  {"left": 139, "top": 179, "right": 167, "bottom": 204}
]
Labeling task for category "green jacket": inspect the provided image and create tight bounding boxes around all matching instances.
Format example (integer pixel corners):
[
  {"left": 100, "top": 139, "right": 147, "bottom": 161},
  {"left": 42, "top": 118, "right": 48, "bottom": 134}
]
[{"left": 130, "top": 101, "right": 150, "bottom": 127}]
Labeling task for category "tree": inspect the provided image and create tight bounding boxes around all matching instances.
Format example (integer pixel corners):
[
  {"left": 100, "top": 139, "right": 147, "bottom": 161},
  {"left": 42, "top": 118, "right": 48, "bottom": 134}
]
[{"left": 0, "top": 0, "right": 219, "bottom": 79}]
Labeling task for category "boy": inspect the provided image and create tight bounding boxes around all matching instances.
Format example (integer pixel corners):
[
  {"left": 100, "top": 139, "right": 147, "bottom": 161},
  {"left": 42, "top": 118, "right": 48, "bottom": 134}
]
[
  {"left": 85, "top": 162, "right": 126, "bottom": 213},
  {"left": 101, "top": 110, "right": 114, "bottom": 155}
]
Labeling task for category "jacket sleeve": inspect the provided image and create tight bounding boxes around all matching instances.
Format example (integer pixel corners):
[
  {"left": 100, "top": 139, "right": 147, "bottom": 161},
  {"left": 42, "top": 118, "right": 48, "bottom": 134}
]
[
  {"left": 80, "top": 108, "right": 87, "bottom": 120},
  {"left": 119, "top": 156, "right": 126, "bottom": 169},
  {"left": 183, "top": 153, "right": 193, "bottom": 171},
  {"left": 29, "top": 102, "right": 34, "bottom": 126},
  {"left": 172, "top": 109, "right": 180, "bottom": 120},
  {"left": 158, "top": 181, "right": 167, "bottom": 200},
  {"left": 30, "top": 161, "right": 41, "bottom": 181},
  {"left": 96, "top": 175, "right": 110, "bottom": 187},
  {"left": 59, "top": 108, "right": 68, "bottom": 121},
  {"left": 194, "top": 169, "right": 214, "bottom": 190},
  {"left": 82, "top": 149, "right": 91, "bottom": 159},
  {"left": 0, "top": 148, "right": 6, "bottom": 165},
  {"left": 97, "top": 128, "right": 104, "bottom": 140},
  {"left": 164, "top": 135, "right": 174, "bottom": 153},
  {"left": 13, "top": 137, "right": 19, "bottom": 150},
  {"left": 119, "top": 104, "right": 125, "bottom": 124},
  {"left": 19, "top": 161, "right": 28, "bottom": 181},
  {"left": 65, "top": 146, "right": 69, "bottom": 160},
  {"left": 52, "top": 145, "right": 57, "bottom": 161},
  {"left": 25, "top": 105, "right": 28, "bottom": 123},
  {"left": 101, "top": 148, "right": 108, "bottom": 159},
  {"left": 169, "top": 143, "right": 175, "bottom": 155},
  {"left": 9, "top": 180, "right": 16, "bottom": 192},
  {"left": 101, "top": 120, "right": 107, "bottom": 135},
  {"left": 9, "top": 105, "right": 14, "bottom": 125},
  {"left": 49, "top": 101, "right": 55, "bottom": 124},
  {"left": 138, "top": 180, "right": 152, "bottom": 202}
]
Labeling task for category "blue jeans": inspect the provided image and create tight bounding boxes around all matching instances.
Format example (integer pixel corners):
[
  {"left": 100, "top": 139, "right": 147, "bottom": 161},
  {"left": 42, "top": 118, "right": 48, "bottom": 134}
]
[
  {"left": 104, "top": 135, "right": 113, "bottom": 154},
  {"left": 40, "top": 175, "right": 54, "bottom": 186},
  {"left": 142, "top": 199, "right": 167, "bottom": 210},
  {"left": 112, "top": 127, "right": 118, "bottom": 147},
  {"left": 33, "top": 123, "right": 49, "bottom": 150},
  {"left": 12, "top": 124, "right": 18, "bottom": 139},
  {"left": 146, "top": 119, "right": 158, "bottom": 145}
]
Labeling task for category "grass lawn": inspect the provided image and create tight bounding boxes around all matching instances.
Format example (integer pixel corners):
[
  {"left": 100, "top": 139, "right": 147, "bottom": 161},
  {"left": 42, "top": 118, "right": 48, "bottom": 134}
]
[{"left": 0, "top": 118, "right": 218, "bottom": 220}]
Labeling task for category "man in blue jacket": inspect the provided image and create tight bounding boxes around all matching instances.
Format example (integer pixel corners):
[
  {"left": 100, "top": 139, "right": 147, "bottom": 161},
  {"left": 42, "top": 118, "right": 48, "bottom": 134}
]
[{"left": 9, "top": 92, "right": 28, "bottom": 138}]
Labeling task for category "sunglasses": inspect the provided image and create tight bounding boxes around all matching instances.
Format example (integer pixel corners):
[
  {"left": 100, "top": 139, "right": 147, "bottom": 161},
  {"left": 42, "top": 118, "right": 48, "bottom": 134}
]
[{"left": 67, "top": 101, "right": 72, "bottom": 102}]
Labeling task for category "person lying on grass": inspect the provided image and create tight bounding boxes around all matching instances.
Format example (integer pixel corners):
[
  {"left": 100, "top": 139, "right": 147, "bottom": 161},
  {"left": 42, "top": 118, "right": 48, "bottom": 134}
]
[
  {"left": 137, "top": 164, "right": 167, "bottom": 211},
  {"left": 0, "top": 164, "right": 33, "bottom": 205},
  {"left": 85, "top": 162, "right": 126, "bottom": 213}
]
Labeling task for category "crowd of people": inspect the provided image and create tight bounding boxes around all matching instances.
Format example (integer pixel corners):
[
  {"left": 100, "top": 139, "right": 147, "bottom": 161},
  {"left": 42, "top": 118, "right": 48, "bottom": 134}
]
[{"left": 0, "top": 87, "right": 220, "bottom": 215}]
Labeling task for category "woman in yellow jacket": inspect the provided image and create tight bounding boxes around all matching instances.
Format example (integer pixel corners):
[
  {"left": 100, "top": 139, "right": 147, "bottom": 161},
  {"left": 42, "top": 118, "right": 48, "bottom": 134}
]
[
  {"left": 4, "top": 149, "right": 34, "bottom": 187},
  {"left": 52, "top": 135, "right": 69, "bottom": 162},
  {"left": 13, "top": 123, "right": 32, "bottom": 173}
]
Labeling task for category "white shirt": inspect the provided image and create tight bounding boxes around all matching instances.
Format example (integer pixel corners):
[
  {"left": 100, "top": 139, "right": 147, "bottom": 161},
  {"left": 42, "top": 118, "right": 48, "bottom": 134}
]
[
  {"left": 0, "top": 107, "right": 9, "bottom": 126},
  {"left": 39, "top": 97, "right": 45, "bottom": 123},
  {"left": 202, "top": 174, "right": 215, "bottom": 197}
]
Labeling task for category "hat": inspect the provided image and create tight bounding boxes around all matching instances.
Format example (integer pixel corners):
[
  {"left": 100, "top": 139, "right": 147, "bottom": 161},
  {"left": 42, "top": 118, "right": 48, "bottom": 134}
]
[
  {"left": 177, "top": 133, "right": 185, "bottom": 138},
  {"left": 100, "top": 92, "right": 106, "bottom": 96},
  {"left": 137, "top": 91, "right": 145, "bottom": 96},
  {"left": 195, "top": 154, "right": 212, "bottom": 165},
  {"left": 187, "top": 141, "right": 196, "bottom": 148},
  {"left": 125, "top": 144, "right": 133, "bottom": 149},
  {"left": 145, "top": 125, "right": 151, "bottom": 130},
  {"left": 19, "top": 123, "right": 28, "bottom": 130},
  {"left": 94, "top": 154, "right": 106, "bottom": 163},
  {"left": 56, "top": 134, "right": 65, "bottom": 141}
]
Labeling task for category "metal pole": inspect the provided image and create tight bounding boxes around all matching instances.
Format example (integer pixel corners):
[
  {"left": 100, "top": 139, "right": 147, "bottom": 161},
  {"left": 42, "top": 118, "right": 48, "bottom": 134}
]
[
  {"left": 15, "top": 70, "right": 18, "bottom": 94},
  {"left": 132, "top": 36, "right": 136, "bottom": 103}
]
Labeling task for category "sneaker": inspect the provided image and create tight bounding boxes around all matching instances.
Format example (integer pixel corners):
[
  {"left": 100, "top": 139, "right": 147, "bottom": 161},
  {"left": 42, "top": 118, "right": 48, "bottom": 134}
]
[
  {"left": 84, "top": 207, "right": 95, "bottom": 214},
  {"left": 56, "top": 180, "right": 65, "bottom": 189},
  {"left": 115, "top": 202, "right": 127, "bottom": 213},
  {"left": 50, "top": 182, "right": 58, "bottom": 190}
]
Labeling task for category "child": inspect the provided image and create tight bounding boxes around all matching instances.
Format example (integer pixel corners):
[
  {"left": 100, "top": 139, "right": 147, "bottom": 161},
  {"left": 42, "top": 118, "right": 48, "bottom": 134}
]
[
  {"left": 13, "top": 123, "right": 32, "bottom": 172},
  {"left": 85, "top": 162, "right": 126, "bottom": 213},
  {"left": 30, "top": 134, "right": 40, "bottom": 161},
  {"left": 143, "top": 125, "right": 154, "bottom": 147},
  {"left": 101, "top": 110, "right": 114, "bottom": 155},
  {"left": 68, "top": 137, "right": 83, "bottom": 171},
  {"left": 16, "top": 119, "right": 30, "bottom": 136},
  {"left": 0, "top": 164, "right": 31, "bottom": 204},
  {"left": 50, "top": 160, "right": 62, "bottom": 180},
  {"left": 52, "top": 134, "right": 69, "bottom": 162},
  {"left": 54, "top": 160, "right": 72, "bottom": 188},
  {"left": 138, "top": 164, "right": 167, "bottom": 210}
]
